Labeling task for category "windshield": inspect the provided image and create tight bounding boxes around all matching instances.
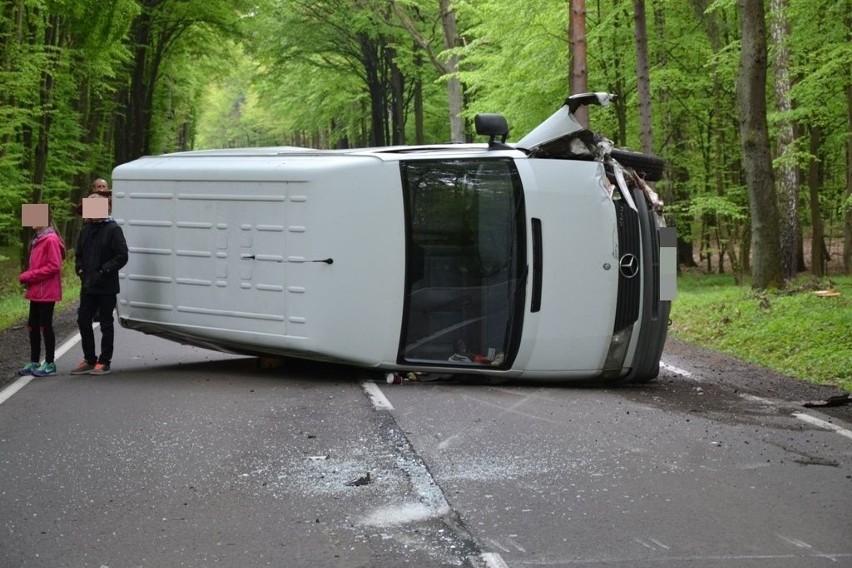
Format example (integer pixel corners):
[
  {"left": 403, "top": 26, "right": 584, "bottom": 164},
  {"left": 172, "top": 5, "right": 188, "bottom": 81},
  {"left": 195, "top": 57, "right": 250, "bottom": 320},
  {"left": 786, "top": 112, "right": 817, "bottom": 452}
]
[{"left": 399, "top": 158, "right": 527, "bottom": 368}]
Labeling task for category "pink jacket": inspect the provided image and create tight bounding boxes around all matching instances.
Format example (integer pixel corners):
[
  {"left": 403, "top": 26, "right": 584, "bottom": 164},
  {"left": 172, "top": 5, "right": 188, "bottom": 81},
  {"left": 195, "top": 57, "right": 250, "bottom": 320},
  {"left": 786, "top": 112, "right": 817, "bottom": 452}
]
[{"left": 19, "top": 228, "right": 66, "bottom": 303}]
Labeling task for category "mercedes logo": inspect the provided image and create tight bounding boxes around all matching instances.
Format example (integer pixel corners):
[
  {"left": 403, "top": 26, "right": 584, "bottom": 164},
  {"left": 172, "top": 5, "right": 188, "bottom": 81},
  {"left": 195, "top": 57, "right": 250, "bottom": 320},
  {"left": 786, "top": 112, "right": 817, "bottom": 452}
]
[{"left": 619, "top": 253, "right": 639, "bottom": 278}]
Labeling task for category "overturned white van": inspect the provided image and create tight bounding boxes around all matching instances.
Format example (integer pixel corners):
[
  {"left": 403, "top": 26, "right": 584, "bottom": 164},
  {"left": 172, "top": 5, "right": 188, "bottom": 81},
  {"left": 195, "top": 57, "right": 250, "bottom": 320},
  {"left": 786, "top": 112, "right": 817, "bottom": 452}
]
[{"left": 112, "top": 93, "right": 673, "bottom": 383}]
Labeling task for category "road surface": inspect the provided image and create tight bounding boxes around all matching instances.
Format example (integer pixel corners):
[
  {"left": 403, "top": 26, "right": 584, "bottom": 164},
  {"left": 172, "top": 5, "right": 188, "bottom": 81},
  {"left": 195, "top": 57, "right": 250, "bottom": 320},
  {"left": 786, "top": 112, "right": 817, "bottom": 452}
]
[{"left": 1, "top": 324, "right": 850, "bottom": 567}]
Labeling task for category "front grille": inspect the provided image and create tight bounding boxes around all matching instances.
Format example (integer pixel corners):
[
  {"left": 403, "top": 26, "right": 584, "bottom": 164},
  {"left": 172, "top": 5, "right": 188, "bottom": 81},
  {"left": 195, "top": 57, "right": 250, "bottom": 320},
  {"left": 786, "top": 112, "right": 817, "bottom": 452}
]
[
  {"left": 649, "top": 215, "right": 660, "bottom": 319},
  {"left": 613, "top": 200, "right": 641, "bottom": 333}
]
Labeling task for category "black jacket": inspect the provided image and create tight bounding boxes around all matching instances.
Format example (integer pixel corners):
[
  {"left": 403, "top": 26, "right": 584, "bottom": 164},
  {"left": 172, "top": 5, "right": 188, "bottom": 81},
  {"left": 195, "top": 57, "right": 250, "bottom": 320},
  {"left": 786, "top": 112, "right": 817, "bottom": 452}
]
[{"left": 75, "top": 219, "right": 128, "bottom": 294}]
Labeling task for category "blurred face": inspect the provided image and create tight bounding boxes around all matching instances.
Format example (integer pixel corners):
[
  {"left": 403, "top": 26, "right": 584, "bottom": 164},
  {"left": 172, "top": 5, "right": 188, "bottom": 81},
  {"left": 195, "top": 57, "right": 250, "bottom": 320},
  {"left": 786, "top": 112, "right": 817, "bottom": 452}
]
[
  {"left": 82, "top": 194, "right": 109, "bottom": 220},
  {"left": 93, "top": 179, "right": 109, "bottom": 193},
  {"left": 22, "top": 203, "right": 49, "bottom": 229}
]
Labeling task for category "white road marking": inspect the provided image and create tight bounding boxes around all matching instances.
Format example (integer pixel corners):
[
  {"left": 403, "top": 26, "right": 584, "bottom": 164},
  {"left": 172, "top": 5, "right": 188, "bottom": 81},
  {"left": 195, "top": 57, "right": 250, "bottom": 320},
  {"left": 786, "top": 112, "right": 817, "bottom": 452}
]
[
  {"left": 634, "top": 538, "right": 657, "bottom": 551},
  {"left": 0, "top": 376, "right": 34, "bottom": 405},
  {"left": 650, "top": 538, "right": 671, "bottom": 550},
  {"left": 480, "top": 552, "right": 509, "bottom": 568},
  {"left": 55, "top": 330, "right": 84, "bottom": 360},
  {"left": 776, "top": 534, "right": 813, "bottom": 549},
  {"left": 660, "top": 361, "right": 694, "bottom": 379},
  {"left": 739, "top": 393, "right": 779, "bottom": 406},
  {"left": 0, "top": 327, "right": 91, "bottom": 406},
  {"left": 361, "top": 380, "right": 394, "bottom": 410},
  {"left": 793, "top": 412, "right": 852, "bottom": 441}
]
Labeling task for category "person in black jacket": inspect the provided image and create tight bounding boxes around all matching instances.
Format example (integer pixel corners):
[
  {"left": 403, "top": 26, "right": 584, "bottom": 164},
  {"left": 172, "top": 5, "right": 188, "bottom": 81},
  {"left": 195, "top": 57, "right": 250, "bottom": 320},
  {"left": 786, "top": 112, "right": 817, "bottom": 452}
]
[{"left": 71, "top": 190, "right": 128, "bottom": 376}]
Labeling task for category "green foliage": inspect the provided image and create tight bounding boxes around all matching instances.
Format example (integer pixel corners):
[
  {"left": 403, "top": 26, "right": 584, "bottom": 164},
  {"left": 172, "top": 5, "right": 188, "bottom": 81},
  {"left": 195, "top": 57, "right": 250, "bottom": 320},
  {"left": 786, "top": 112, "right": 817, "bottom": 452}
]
[
  {"left": 688, "top": 193, "right": 748, "bottom": 221},
  {"left": 0, "top": 0, "right": 850, "bottom": 283},
  {"left": 671, "top": 274, "right": 852, "bottom": 391},
  {"left": 454, "top": 0, "right": 569, "bottom": 136}
]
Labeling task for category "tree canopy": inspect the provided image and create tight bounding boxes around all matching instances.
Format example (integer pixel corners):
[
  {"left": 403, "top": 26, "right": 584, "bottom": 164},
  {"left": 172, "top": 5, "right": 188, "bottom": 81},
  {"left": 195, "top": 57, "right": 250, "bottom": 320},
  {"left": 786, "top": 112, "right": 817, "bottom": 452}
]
[{"left": 1, "top": 0, "right": 850, "bottom": 284}]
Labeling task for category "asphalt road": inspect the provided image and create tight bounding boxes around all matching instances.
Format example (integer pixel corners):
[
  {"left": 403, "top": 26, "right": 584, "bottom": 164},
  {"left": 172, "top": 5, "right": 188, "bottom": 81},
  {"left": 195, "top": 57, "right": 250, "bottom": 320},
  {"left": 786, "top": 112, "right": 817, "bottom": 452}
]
[{"left": 1, "top": 324, "right": 850, "bottom": 568}]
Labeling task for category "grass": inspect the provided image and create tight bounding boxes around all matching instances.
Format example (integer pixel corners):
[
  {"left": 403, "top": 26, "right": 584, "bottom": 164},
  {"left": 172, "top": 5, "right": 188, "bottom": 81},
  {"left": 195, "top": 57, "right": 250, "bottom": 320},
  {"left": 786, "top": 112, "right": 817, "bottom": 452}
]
[
  {"left": 2, "top": 244, "right": 850, "bottom": 391},
  {"left": 671, "top": 272, "right": 852, "bottom": 392}
]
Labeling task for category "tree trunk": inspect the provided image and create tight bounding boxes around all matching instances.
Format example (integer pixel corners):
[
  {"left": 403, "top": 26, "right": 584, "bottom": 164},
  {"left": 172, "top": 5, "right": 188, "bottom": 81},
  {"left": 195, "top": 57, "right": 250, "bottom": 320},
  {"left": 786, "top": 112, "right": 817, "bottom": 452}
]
[
  {"left": 359, "top": 34, "right": 386, "bottom": 147},
  {"left": 569, "top": 0, "right": 588, "bottom": 127},
  {"left": 392, "top": 1, "right": 462, "bottom": 141},
  {"left": 770, "top": 0, "right": 799, "bottom": 279},
  {"left": 414, "top": 52, "right": 424, "bottom": 145},
  {"left": 388, "top": 46, "right": 405, "bottom": 145},
  {"left": 845, "top": 82, "right": 852, "bottom": 274},
  {"left": 30, "top": 13, "right": 62, "bottom": 204},
  {"left": 634, "top": 0, "right": 653, "bottom": 155},
  {"left": 736, "top": 0, "right": 783, "bottom": 289},
  {"left": 115, "top": 7, "right": 154, "bottom": 165},
  {"left": 439, "top": 0, "right": 465, "bottom": 142},
  {"left": 808, "top": 125, "right": 825, "bottom": 276}
]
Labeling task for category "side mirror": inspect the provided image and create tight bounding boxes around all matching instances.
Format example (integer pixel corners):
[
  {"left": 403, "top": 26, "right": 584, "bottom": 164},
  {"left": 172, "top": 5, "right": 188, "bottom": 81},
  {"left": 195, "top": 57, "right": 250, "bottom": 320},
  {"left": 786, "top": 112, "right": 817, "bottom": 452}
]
[{"left": 474, "top": 113, "right": 510, "bottom": 148}]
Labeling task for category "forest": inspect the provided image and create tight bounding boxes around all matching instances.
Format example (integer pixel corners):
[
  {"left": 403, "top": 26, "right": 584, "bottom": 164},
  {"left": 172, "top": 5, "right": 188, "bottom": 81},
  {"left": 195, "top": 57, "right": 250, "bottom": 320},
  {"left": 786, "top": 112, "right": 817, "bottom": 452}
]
[{"left": 1, "top": 0, "right": 850, "bottom": 289}]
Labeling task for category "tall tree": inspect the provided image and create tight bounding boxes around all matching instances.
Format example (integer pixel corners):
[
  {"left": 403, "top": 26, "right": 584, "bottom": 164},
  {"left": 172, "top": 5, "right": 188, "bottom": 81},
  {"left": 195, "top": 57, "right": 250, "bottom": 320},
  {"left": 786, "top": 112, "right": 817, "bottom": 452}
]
[
  {"left": 769, "top": 0, "right": 799, "bottom": 279},
  {"left": 846, "top": 79, "right": 852, "bottom": 275},
  {"left": 736, "top": 0, "right": 783, "bottom": 288},
  {"left": 845, "top": 8, "right": 852, "bottom": 275},
  {"left": 114, "top": 0, "right": 243, "bottom": 164},
  {"left": 569, "top": 0, "right": 588, "bottom": 127},
  {"left": 634, "top": 0, "right": 653, "bottom": 154},
  {"left": 439, "top": 0, "right": 465, "bottom": 142},
  {"left": 391, "top": 0, "right": 465, "bottom": 142},
  {"left": 807, "top": 125, "right": 826, "bottom": 275}
]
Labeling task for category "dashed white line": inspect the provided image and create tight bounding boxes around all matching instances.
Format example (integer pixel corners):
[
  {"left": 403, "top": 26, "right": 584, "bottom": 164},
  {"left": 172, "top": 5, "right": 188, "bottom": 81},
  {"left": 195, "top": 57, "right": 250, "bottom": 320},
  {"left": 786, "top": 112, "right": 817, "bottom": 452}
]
[
  {"left": 660, "top": 361, "right": 695, "bottom": 379},
  {"left": 361, "top": 380, "right": 394, "bottom": 410},
  {"left": 793, "top": 412, "right": 852, "bottom": 441},
  {"left": 739, "top": 393, "right": 779, "bottom": 406}
]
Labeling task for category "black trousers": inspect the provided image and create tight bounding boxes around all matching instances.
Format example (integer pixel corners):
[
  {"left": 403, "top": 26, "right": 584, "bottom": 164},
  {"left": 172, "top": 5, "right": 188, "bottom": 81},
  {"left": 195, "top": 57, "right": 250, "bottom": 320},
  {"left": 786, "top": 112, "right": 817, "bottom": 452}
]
[
  {"left": 28, "top": 301, "right": 56, "bottom": 363},
  {"left": 78, "top": 292, "right": 117, "bottom": 365}
]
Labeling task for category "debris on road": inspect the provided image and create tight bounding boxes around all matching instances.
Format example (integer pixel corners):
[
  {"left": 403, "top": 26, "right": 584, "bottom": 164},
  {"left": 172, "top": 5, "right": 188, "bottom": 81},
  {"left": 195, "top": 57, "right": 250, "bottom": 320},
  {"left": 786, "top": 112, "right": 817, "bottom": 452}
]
[
  {"left": 803, "top": 394, "right": 852, "bottom": 408},
  {"left": 345, "top": 472, "right": 371, "bottom": 487}
]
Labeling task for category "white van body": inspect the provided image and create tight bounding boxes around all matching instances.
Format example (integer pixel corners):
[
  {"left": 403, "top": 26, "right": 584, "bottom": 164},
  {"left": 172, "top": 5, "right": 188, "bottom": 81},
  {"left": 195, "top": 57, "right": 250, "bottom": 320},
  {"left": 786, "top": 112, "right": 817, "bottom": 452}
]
[{"left": 113, "top": 96, "right": 671, "bottom": 382}]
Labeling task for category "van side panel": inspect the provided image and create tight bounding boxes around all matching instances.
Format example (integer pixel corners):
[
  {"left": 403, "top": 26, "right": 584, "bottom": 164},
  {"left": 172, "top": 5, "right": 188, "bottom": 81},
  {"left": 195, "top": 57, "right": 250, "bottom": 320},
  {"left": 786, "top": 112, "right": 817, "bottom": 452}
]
[{"left": 114, "top": 156, "right": 404, "bottom": 366}]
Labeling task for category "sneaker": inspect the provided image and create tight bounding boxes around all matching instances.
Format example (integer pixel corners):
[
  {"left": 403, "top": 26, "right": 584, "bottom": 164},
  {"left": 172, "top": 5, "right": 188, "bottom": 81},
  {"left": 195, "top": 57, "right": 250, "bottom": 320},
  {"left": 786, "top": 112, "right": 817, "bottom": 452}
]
[
  {"left": 89, "top": 363, "right": 111, "bottom": 376},
  {"left": 70, "top": 361, "right": 97, "bottom": 375},
  {"left": 18, "top": 362, "right": 40, "bottom": 376},
  {"left": 32, "top": 362, "right": 57, "bottom": 377}
]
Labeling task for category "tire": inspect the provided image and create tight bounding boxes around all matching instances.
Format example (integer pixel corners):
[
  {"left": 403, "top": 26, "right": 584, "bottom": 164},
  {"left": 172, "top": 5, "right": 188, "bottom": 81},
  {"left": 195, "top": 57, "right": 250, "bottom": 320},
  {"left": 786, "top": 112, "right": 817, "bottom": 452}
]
[{"left": 611, "top": 149, "right": 666, "bottom": 182}]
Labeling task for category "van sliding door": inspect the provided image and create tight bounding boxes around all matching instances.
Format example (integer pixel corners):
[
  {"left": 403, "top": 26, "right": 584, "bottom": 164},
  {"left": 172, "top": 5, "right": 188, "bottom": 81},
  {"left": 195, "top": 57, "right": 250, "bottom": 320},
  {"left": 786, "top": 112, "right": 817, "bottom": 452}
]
[{"left": 399, "top": 158, "right": 526, "bottom": 368}]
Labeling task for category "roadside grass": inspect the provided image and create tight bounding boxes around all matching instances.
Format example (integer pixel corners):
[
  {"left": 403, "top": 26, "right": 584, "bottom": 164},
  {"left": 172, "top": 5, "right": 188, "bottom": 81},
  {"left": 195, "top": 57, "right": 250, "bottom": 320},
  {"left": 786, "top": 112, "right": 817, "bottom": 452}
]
[
  {"left": 0, "top": 244, "right": 80, "bottom": 330},
  {"left": 670, "top": 273, "right": 852, "bottom": 392}
]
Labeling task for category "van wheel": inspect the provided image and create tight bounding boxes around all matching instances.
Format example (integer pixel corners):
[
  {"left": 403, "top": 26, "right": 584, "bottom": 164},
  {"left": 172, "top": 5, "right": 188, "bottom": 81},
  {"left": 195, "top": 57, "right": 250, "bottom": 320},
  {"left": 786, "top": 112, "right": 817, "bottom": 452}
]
[{"left": 611, "top": 149, "right": 666, "bottom": 182}]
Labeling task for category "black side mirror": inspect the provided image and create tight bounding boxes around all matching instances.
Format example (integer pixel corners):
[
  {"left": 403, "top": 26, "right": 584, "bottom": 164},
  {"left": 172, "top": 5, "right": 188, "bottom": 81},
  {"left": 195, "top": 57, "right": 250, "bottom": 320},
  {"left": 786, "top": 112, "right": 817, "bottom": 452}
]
[{"left": 474, "top": 113, "right": 510, "bottom": 149}]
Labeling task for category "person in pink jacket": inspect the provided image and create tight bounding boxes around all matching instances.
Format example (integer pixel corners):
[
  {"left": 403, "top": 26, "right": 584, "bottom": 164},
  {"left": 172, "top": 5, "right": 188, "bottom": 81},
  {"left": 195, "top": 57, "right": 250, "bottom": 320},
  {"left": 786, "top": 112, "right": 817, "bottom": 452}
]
[{"left": 18, "top": 218, "right": 66, "bottom": 377}]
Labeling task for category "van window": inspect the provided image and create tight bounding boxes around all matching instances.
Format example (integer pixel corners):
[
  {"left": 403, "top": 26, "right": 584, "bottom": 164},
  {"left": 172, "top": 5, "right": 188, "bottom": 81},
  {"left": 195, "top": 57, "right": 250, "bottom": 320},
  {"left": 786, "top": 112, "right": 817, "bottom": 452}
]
[{"left": 399, "top": 158, "right": 526, "bottom": 368}]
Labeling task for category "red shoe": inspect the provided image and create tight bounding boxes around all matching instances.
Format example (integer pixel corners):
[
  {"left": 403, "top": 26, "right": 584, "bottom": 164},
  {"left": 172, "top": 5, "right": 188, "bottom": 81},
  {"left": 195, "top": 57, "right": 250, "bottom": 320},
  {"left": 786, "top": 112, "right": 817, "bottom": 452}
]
[
  {"left": 70, "top": 361, "right": 96, "bottom": 375},
  {"left": 89, "top": 363, "right": 111, "bottom": 376}
]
